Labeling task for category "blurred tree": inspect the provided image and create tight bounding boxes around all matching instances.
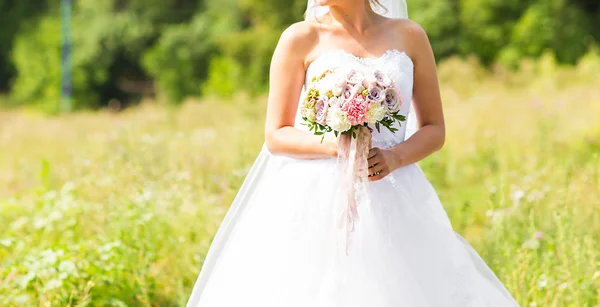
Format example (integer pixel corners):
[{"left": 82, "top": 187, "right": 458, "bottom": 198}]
[
  {"left": 10, "top": 0, "right": 201, "bottom": 111},
  {"left": 0, "top": 0, "right": 50, "bottom": 91},
  {"left": 142, "top": 0, "right": 239, "bottom": 102},
  {"left": 208, "top": 0, "right": 306, "bottom": 96},
  {"left": 143, "top": 13, "right": 216, "bottom": 103},
  {"left": 2, "top": 0, "right": 600, "bottom": 109},
  {"left": 458, "top": 0, "right": 534, "bottom": 64},
  {"left": 409, "top": 0, "right": 460, "bottom": 59},
  {"left": 498, "top": 0, "right": 594, "bottom": 67},
  {"left": 11, "top": 16, "right": 61, "bottom": 113}
]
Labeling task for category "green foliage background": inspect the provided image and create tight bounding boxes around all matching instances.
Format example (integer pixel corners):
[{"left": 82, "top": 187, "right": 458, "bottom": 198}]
[
  {"left": 1, "top": 56, "right": 599, "bottom": 306},
  {"left": 1, "top": 1, "right": 599, "bottom": 306},
  {"left": 0, "top": 0, "right": 598, "bottom": 111}
]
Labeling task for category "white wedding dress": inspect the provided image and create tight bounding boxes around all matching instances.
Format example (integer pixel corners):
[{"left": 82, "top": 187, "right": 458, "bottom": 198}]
[{"left": 187, "top": 49, "right": 520, "bottom": 307}]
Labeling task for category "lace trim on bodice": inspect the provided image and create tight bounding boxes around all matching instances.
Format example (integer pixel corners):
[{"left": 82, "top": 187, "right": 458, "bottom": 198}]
[{"left": 308, "top": 49, "right": 413, "bottom": 73}]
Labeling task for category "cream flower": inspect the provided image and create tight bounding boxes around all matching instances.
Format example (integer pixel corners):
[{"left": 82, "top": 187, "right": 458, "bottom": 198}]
[
  {"left": 301, "top": 97, "right": 317, "bottom": 122},
  {"left": 317, "top": 75, "right": 336, "bottom": 98},
  {"left": 365, "top": 102, "right": 386, "bottom": 124},
  {"left": 326, "top": 105, "right": 352, "bottom": 132}
]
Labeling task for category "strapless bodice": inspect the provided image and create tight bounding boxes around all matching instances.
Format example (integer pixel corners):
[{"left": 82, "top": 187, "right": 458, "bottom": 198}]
[{"left": 294, "top": 49, "right": 415, "bottom": 149}]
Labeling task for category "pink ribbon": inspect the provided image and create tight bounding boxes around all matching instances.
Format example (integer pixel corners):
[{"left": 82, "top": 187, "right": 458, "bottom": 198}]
[{"left": 335, "top": 126, "right": 372, "bottom": 255}]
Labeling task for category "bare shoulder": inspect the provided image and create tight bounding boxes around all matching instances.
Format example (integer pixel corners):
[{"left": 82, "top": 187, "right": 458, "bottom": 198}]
[
  {"left": 275, "top": 21, "right": 321, "bottom": 66},
  {"left": 385, "top": 18, "right": 431, "bottom": 61},
  {"left": 390, "top": 18, "right": 427, "bottom": 39}
]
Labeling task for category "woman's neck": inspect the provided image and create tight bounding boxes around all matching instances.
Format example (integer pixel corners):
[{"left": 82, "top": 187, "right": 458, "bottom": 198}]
[{"left": 327, "top": 1, "right": 377, "bottom": 34}]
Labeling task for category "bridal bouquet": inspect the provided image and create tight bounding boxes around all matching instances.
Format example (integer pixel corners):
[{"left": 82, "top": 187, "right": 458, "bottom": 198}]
[
  {"left": 300, "top": 67, "right": 406, "bottom": 255},
  {"left": 300, "top": 67, "right": 406, "bottom": 139}
]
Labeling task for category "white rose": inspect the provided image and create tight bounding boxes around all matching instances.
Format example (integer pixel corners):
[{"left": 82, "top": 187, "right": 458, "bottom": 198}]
[
  {"left": 328, "top": 96, "right": 341, "bottom": 108},
  {"left": 365, "top": 102, "right": 386, "bottom": 124},
  {"left": 326, "top": 105, "right": 352, "bottom": 132},
  {"left": 334, "top": 74, "right": 347, "bottom": 89},
  {"left": 332, "top": 84, "right": 343, "bottom": 97},
  {"left": 317, "top": 75, "right": 336, "bottom": 97},
  {"left": 374, "top": 70, "right": 393, "bottom": 88},
  {"left": 345, "top": 69, "right": 365, "bottom": 85}
]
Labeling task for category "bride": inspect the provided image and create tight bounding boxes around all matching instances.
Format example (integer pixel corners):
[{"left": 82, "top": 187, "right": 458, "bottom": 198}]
[{"left": 187, "top": 0, "right": 520, "bottom": 306}]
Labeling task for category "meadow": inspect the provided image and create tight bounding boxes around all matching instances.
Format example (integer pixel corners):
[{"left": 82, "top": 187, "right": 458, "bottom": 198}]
[{"left": 1, "top": 53, "right": 599, "bottom": 306}]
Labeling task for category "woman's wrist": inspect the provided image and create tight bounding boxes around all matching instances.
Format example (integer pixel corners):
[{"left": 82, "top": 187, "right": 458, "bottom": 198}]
[{"left": 389, "top": 144, "right": 407, "bottom": 170}]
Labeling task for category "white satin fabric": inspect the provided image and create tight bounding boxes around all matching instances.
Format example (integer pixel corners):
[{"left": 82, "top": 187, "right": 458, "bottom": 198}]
[{"left": 186, "top": 49, "right": 520, "bottom": 306}]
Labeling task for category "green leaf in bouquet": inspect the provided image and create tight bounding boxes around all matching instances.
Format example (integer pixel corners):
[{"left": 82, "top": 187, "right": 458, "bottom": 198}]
[
  {"left": 375, "top": 122, "right": 381, "bottom": 133},
  {"left": 393, "top": 114, "right": 406, "bottom": 122}
]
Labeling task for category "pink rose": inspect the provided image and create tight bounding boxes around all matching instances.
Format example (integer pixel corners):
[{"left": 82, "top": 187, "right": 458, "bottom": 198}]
[
  {"left": 367, "top": 85, "right": 385, "bottom": 104},
  {"left": 342, "top": 84, "right": 364, "bottom": 105},
  {"left": 362, "top": 77, "right": 377, "bottom": 89},
  {"left": 346, "top": 69, "right": 365, "bottom": 85},
  {"left": 374, "top": 70, "right": 392, "bottom": 88},
  {"left": 342, "top": 94, "right": 369, "bottom": 126},
  {"left": 341, "top": 84, "right": 354, "bottom": 103},
  {"left": 383, "top": 87, "right": 402, "bottom": 113},
  {"left": 315, "top": 96, "right": 329, "bottom": 125}
]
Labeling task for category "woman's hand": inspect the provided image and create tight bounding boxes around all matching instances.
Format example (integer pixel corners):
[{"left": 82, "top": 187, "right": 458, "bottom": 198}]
[{"left": 367, "top": 147, "right": 403, "bottom": 181}]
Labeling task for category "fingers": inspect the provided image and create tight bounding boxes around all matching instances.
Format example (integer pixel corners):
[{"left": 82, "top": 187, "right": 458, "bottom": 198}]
[
  {"left": 368, "top": 147, "right": 380, "bottom": 159},
  {"left": 368, "top": 167, "right": 389, "bottom": 181},
  {"left": 368, "top": 162, "right": 385, "bottom": 176},
  {"left": 367, "top": 154, "right": 382, "bottom": 168},
  {"left": 367, "top": 147, "right": 389, "bottom": 181}
]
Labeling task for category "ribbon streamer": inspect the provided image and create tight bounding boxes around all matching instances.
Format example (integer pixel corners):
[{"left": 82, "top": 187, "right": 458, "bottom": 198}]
[{"left": 335, "top": 126, "right": 372, "bottom": 255}]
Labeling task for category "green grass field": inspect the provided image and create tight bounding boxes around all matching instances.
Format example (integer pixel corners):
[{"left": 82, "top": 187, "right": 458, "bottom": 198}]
[{"left": 1, "top": 53, "right": 599, "bottom": 306}]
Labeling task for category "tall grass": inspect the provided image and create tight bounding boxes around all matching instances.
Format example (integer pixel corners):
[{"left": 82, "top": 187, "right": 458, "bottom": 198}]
[{"left": 1, "top": 52, "right": 599, "bottom": 306}]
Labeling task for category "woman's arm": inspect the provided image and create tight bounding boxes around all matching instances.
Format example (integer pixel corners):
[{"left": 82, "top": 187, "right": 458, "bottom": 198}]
[
  {"left": 264, "top": 23, "right": 338, "bottom": 159},
  {"left": 392, "top": 22, "right": 445, "bottom": 164},
  {"left": 368, "top": 22, "right": 445, "bottom": 180}
]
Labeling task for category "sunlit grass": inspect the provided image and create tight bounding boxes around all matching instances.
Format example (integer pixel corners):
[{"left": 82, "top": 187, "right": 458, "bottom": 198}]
[{"left": 1, "top": 53, "right": 599, "bottom": 306}]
